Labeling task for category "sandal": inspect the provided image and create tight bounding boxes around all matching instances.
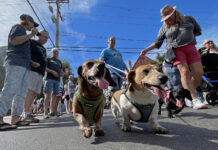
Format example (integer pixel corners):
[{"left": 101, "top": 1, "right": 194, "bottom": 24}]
[
  {"left": 14, "top": 120, "right": 30, "bottom": 126},
  {"left": 0, "top": 123, "right": 17, "bottom": 131}
]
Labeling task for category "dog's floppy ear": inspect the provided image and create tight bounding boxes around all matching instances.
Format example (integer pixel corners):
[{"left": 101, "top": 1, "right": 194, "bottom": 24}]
[
  {"left": 105, "top": 68, "right": 116, "bottom": 86},
  {"left": 128, "top": 71, "right": 135, "bottom": 92},
  {"left": 128, "top": 70, "right": 135, "bottom": 83},
  {"left": 77, "top": 66, "right": 83, "bottom": 77},
  {"left": 77, "top": 66, "right": 87, "bottom": 90}
]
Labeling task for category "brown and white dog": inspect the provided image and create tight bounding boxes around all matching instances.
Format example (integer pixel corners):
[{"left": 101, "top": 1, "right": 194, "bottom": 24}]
[
  {"left": 111, "top": 64, "right": 168, "bottom": 134},
  {"left": 73, "top": 59, "right": 116, "bottom": 138}
]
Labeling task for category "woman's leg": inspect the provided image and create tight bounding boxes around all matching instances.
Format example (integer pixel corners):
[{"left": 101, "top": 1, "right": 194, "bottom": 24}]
[
  {"left": 189, "top": 62, "right": 204, "bottom": 89},
  {"left": 176, "top": 62, "right": 197, "bottom": 99}
]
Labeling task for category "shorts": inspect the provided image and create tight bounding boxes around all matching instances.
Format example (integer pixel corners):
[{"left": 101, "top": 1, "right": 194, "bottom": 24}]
[
  {"left": 108, "top": 73, "right": 123, "bottom": 92},
  {"left": 173, "top": 44, "right": 201, "bottom": 66},
  {"left": 163, "top": 62, "right": 182, "bottom": 89},
  {"left": 44, "top": 79, "right": 60, "bottom": 95},
  {"left": 65, "top": 95, "right": 70, "bottom": 101},
  {"left": 56, "top": 88, "right": 63, "bottom": 97},
  {"left": 28, "top": 71, "right": 43, "bottom": 94}
]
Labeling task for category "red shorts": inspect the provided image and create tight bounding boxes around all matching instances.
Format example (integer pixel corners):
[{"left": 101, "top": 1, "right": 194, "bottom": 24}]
[{"left": 173, "top": 44, "right": 201, "bottom": 66}]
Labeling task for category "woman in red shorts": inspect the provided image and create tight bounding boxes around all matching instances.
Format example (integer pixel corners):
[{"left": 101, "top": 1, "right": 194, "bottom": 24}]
[{"left": 140, "top": 4, "right": 207, "bottom": 109}]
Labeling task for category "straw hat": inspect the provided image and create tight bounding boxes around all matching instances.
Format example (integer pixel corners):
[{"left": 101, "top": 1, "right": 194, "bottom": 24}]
[{"left": 160, "top": 5, "right": 176, "bottom": 22}]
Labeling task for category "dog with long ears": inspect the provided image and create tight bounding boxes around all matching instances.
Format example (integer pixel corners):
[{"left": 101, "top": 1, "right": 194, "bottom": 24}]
[
  {"left": 111, "top": 64, "right": 168, "bottom": 134},
  {"left": 73, "top": 59, "right": 116, "bottom": 138}
]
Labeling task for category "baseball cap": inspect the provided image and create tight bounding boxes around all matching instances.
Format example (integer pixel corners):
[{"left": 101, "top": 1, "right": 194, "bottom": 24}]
[{"left": 20, "top": 14, "right": 39, "bottom": 27}]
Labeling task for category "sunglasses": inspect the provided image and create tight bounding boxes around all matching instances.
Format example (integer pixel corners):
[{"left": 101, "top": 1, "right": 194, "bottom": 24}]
[
  {"left": 206, "top": 41, "right": 213, "bottom": 44},
  {"left": 53, "top": 51, "right": 59, "bottom": 54}
]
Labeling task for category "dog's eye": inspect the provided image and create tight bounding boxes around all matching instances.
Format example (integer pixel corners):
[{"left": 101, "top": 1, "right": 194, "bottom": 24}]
[
  {"left": 87, "top": 62, "right": 94, "bottom": 68},
  {"left": 143, "top": 69, "right": 149, "bottom": 75}
]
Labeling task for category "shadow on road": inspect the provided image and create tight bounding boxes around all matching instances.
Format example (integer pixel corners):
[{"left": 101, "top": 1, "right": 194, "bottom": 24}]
[{"left": 91, "top": 118, "right": 218, "bottom": 150}]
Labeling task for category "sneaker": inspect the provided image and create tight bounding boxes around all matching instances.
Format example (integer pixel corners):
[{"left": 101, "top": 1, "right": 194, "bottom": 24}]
[
  {"left": 55, "top": 112, "right": 61, "bottom": 117},
  {"left": 43, "top": 113, "right": 50, "bottom": 119},
  {"left": 185, "top": 98, "right": 193, "bottom": 108},
  {"left": 192, "top": 99, "right": 208, "bottom": 109},
  {"left": 21, "top": 114, "right": 40, "bottom": 123},
  {"left": 49, "top": 112, "right": 57, "bottom": 117},
  {"left": 203, "top": 100, "right": 209, "bottom": 105}
]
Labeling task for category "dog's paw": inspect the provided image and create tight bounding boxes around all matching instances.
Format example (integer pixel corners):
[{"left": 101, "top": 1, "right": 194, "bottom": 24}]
[
  {"left": 95, "top": 129, "right": 104, "bottom": 136},
  {"left": 122, "top": 125, "right": 131, "bottom": 132},
  {"left": 168, "top": 114, "right": 174, "bottom": 118},
  {"left": 154, "top": 126, "right": 168, "bottom": 134},
  {"left": 82, "top": 128, "right": 92, "bottom": 138},
  {"left": 114, "top": 119, "right": 120, "bottom": 125}
]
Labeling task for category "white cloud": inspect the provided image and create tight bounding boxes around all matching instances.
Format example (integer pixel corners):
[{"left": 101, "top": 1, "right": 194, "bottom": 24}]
[{"left": 68, "top": 0, "right": 98, "bottom": 14}]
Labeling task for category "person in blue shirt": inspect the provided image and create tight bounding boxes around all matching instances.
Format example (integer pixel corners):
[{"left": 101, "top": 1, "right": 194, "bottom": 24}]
[{"left": 100, "top": 36, "right": 129, "bottom": 92}]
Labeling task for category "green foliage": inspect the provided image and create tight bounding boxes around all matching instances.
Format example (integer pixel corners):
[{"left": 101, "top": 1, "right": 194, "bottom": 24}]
[{"left": 152, "top": 53, "right": 165, "bottom": 65}]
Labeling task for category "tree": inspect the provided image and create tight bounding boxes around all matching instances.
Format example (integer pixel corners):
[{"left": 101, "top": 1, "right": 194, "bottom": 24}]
[{"left": 151, "top": 53, "right": 165, "bottom": 65}]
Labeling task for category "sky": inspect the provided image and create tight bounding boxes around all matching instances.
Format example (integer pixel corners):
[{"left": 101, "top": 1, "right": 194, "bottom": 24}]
[{"left": 0, "top": 0, "right": 218, "bottom": 76}]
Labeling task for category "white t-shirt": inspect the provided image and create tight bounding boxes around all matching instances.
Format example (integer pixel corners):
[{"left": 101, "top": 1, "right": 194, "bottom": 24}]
[
  {"left": 64, "top": 84, "right": 69, "bottom": 95},
  {"left": 68, "top": 80, "right": 76, "bottom": 94}
]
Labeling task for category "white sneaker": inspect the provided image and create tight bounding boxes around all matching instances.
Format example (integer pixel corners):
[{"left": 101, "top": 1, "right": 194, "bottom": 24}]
[
  {"left": 43, "top": 113, "right": 50, "bottom": 119},
  {"left": 203, "top": 100, "right": 209, "bottom": 105},
  {"left": 185, "top": 98, "right": 193, "bottom": 108},
  {"left": 192, "top": 99, "right": 208, "bottom": 109}
]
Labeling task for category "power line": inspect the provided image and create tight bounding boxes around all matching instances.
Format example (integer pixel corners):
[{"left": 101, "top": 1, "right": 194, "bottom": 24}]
[
  {"left": 46, "top": 48, "right": 165, "bottom": 54},
  {"left": 61, "top": 32, "right": 149, "bottom": 42},
  {"left": 57, "top": 46, "right": 145, "bottom": 49},
  {"left": 26, "top": 0, "right": 55, "bottom": 47},
  {"left": 31, "top": 1, "right": 55, "bottom": 32}
]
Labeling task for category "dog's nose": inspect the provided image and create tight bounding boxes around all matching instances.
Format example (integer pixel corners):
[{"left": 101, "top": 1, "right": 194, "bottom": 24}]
[
  {"left": 159, "top": 75, "right": 168, "bottom": 84},
  {"left": 97, "top": 63, "right": 105, "bottom": 70}
]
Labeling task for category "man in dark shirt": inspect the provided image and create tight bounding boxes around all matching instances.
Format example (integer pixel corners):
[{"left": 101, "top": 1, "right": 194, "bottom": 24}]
[
  {"left": 21, "top": 30, "right": 49, "bottom": 123},
  {"left": 0, "top": 14, "right": 38, "bottom": 130},
  {"left": 43, "top": 48, "right": 62, "bottom": 119}
]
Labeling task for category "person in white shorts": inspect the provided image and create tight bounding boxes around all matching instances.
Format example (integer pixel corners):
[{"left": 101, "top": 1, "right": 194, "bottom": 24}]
[
  {"left": 67, "top": 75, "right": 76, "bottom": 113},
  {"left": 21, "top": 30, "right": 49, "bottom": 123}
]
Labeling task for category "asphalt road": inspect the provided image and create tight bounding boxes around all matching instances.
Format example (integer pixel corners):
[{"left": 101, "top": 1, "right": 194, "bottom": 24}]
[{"left": 1, "top": 105, "right": 218, "bottom": 150}]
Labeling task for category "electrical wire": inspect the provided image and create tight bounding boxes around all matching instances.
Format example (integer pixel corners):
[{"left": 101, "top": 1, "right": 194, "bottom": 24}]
[{"left": 26, "top": 0, "right": 55, "bottom": 47}]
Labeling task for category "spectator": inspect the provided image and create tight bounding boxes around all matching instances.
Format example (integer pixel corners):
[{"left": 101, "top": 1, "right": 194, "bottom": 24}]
[
  {"left": 63, "top": 79, "right": 70, "bottom": 114},
  {"left": 100, "top": 36, "right": 129, "bottom": 93},
  {"left": 38, "top": 98, "right": 44, "bottom": 114},
  {"left": 140, "top": 5, "right": 207, "bottom": 109},
  {"left": 50, "top": 74, "right": 64, "bottom": 117},
  {"left": 67, "top": 75, "right": 76, "bottom": 114},
  {"left": 43, "top": 48, "right": 62, "bottom": 119},
  {"left": 21, "top": 30, "right": 49, "bottom": 123},
  {"left": 202, "top": 39, "right": 218, "bottom": 54},
  {"left": 0, "top": 14, "right": 39, "bottom": 130}
]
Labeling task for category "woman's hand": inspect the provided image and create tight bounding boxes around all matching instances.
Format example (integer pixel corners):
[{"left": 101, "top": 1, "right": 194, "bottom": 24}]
[
  {"left": 31, "top": 61, "right": 40, "bottom": 68},
  {"left": 140, "top": 49, "right": 147, "bottom": 56}
]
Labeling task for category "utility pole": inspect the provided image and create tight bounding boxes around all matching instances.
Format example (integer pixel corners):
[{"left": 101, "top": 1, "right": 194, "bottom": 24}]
[{"left": 47, "top": 0, "right": 69, "bottom": 48}]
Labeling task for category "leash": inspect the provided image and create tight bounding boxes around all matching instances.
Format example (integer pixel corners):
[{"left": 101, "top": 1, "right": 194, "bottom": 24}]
[
  {"left": 174, "top": 114, "right": 192, "bottom": 126},
  {"left": 105, "top": 63, "right": 126, "bottom": 78}
]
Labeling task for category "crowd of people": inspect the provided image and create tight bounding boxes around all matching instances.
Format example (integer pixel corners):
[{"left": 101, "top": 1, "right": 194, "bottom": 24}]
[
  {"left": 0, "top": 14, "right": 78, "bottom": 130},
  {"left": 0, "top": 4, "right": 217, "bottom": 131}
]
